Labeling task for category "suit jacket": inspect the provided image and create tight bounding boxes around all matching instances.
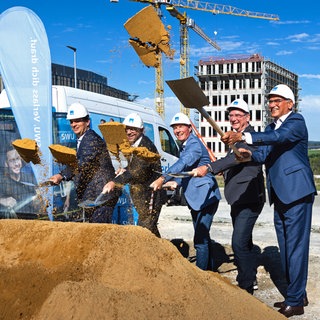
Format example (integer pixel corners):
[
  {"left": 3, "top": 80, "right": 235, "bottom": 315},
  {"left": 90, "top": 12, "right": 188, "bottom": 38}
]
[
  {"left": 210, "top": 125, "right": 265, "bottom": 206},
  {"left": 62, "top": 129, "right": 117, "bottom": 202},
  {"left": 250, "top": 112, "right": 316, "bottom": 205},
  {"left": 165, "top": 133, "right": 221, "bottom": 211}
]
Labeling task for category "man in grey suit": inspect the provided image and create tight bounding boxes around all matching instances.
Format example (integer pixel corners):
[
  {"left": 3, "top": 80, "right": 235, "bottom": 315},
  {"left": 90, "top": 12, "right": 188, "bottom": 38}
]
[
  {"left": 193, "top": 99, "right": 265, "bottom": 294},
  {"left": 222, "top": 85, "right": 317, "bottom": 318},
  {"left": 151, "top": 112, "right": 221, "bottom": 271}
]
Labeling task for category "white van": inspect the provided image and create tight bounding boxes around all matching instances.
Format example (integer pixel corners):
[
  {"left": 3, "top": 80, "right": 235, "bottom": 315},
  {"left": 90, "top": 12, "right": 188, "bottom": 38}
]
[
  {"left": 0, "top": 86, "right": 181, "bottom": 220},
  {"left": 51, "top": 85, "right": 179, "bottom": 170},
  {"left": 0, "top": 85, "right": 179, "bottom": 170}
]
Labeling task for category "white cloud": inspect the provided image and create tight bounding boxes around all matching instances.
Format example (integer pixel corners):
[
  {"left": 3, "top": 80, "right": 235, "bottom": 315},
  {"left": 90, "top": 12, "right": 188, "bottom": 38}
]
[
  {"left": 276, "top": 50, "right": 293, "bottom": 56},
  {"left": 266, "top": 41, "right": 280, "bottom": 46},
  {"left": 299, "top": 74, "right": 320, "bottom": 79},
  {"left": 287, "top": 33, "right": 309, "bottom": 42},
  {"left": 272, "top": 20, "right": 311, "bottom": 25}
]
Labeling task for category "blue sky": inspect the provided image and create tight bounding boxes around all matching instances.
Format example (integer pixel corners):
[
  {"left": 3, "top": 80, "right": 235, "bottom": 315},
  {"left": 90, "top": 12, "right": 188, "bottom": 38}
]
[{"left": 1, "top": 0, "right": 319, "bottom": 140}]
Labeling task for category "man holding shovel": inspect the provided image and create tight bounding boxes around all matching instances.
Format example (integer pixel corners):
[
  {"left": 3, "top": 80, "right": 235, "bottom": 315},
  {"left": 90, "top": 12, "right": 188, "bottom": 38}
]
[
  {"left": 102, "top": 113, "right": 166, "bottom": 237},
  {"left": 50, "top": 103, "right": 119, "bottom": 223},
  {"left": 151, "top": 113, "right": 221, "bottom": 270},
  {"left": 192, "top": 99, "right": 265, "bottom": 294}
]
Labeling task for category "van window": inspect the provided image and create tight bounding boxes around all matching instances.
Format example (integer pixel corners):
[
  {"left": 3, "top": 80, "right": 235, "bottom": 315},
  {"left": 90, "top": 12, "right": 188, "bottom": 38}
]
[
  {"left": 143, "top": 123, "right": 154, "bottom": 143},
  {"left": 159, "top": 126, "right": 179, "bottom": 157}
]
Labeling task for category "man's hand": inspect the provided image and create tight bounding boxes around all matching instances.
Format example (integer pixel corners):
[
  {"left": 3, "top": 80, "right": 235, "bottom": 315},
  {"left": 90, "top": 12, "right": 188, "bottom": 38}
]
[
  {"left": 162, "top": 181, "right": 178, "bottom": 190},
  {"left": 221, "top": 131, "right": 242, "bottom": 145},
  {"left": 191, "top": 165, "right": 209, "bottom": 177},
  {"left": 150, "top": 177, "right": 165, "bottom": 191},
  {"left": 50, "top": 173, "right": 63, "bottom": 185},
  {"left": 0, "top": 197, "right": 17, "bottom": 208},
  {"left": 103, "top": 181, "right": 116, "bottom": 194},
  {"left": 236, "top": 148, "right": 252, "bottom": 162}
]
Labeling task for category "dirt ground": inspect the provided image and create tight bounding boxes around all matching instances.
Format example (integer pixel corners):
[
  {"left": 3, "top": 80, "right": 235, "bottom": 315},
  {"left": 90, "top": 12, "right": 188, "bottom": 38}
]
[
  {"left": 183, "top": 241, "right": 320, "bottom": 320},
  {"left": 0, "top": 219, "right": 291, "bottom": 320}
]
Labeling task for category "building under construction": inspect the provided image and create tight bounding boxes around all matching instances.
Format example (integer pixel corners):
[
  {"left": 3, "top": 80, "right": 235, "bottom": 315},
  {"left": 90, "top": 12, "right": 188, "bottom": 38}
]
[{"left": 196, "top": 53, "right": 299, "bottom": 158}]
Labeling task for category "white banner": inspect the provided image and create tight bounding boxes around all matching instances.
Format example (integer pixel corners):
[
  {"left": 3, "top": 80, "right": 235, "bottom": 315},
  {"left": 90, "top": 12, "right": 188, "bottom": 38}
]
[{"left": 0, "top": 6, "right": 53, "bottom": 219}]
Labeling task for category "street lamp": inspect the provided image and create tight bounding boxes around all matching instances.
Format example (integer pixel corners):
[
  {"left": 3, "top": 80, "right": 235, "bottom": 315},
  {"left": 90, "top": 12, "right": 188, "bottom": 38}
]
[{"left": 66, "top": 45, "right": 77, "bottom": 88}]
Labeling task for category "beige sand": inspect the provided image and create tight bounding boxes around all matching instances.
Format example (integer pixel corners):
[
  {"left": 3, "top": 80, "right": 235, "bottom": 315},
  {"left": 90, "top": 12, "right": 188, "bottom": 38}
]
[
  {"left": 0, "top": 220, "right": 285, "bottom": 320},
  {"left": 99, "top": 121, "right": 160, "bottom": 162},
  {"left": 12, "top": 138, "right": 41, "bottom": 164},
  {"left": 48, "top": 144, "right": 77, "bottom": 165}
]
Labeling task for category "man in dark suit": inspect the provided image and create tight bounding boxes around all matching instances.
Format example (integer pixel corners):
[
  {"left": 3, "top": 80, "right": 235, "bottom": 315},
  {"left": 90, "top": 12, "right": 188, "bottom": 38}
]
[
  {"left": 103, "top": 113, "right": 166, "bottom": 237},
  {"left": 222, "top": 85, "right": 317, "bottom": 318},
  {"left": 193, "top": 99, "right": 265, "bottom": 294},
  {"left": 50, "top": 103, "right": 118, "bottom": 223}
]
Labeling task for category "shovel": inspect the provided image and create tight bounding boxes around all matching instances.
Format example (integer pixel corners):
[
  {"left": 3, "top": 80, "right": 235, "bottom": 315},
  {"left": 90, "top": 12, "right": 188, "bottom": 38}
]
[
  {"left": 154, "top": 170, "right": 194, "bottom": 178},
  {"left": 78, "top": 171, "right": 124, "bottom": 208},
  {"left": 78, "top": 192, "right": 109, "bottom": 209},
  {"left": 166, "top": 77, "right": 241, "bottom": 157},
  {"left": 19, "top": 180, "right": 57, "bottom": 187},
  {"left": 38, "top": 180, "right": 58, "bottom": 187}
]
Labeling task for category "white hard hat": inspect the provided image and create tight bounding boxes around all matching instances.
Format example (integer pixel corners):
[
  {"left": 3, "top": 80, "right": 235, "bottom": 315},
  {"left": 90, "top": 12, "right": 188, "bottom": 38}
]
[
  {"left": 227, "top": 99, "right": 249, "bottom": 113},
  {"left": 66, "top": 102, "right": 89, "bottom": 120},
  {"left": 123, "top": 113, "right": 144, "bottom": 129},
  {"left": 268, "top": 84, "right": 295, "bottom": 103},
  {"left": 170, "top": 112, "right": 191, "bottom": 126}
]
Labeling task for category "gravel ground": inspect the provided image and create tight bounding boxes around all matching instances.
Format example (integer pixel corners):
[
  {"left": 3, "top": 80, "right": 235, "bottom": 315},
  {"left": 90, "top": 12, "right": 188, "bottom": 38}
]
[{"left": 158, "top": 191, "right": 320, "bottom": 320}]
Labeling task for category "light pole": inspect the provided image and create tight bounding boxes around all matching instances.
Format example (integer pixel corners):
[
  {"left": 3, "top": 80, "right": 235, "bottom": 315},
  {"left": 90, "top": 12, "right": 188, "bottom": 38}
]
[{"left": 66, "top": 45, "right": 77, "bottom": 88}]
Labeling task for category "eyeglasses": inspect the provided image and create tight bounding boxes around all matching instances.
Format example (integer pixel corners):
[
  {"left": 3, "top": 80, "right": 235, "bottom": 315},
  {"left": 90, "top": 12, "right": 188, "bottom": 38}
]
[
  {"left": 268, "top": 98, "right": 288, "bottom": 105},
  {"left": 228, "top": 113, "right": 247, "bottom": 119},
  {"left": 125, "top": 126, "right": 140, "bottom": 132}
]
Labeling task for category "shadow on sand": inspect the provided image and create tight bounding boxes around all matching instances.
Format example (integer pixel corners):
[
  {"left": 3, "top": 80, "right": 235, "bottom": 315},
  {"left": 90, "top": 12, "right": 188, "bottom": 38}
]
[{"left": 170, "top": 238, "right": 287, "bottom": 296}]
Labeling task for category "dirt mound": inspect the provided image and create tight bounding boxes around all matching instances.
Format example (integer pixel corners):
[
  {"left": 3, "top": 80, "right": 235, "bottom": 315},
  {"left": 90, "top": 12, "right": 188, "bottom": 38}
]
[{"left": 0, "top": 220, "right": 285, "bottom": 320}]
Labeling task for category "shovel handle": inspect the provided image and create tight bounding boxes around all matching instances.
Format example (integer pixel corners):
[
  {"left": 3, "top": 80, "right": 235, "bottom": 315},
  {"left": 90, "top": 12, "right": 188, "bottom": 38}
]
[{"left": 198, "top": 107, "right": 241, "bottom": 157}]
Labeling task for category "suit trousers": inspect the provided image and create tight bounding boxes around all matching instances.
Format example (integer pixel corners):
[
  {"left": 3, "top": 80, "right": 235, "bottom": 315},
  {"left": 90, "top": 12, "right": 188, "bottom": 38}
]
[
  {"left": 191, "top": 201, "right": 219, "bottom": 271},
  {"left": 230, "top": 203, "right": 263, "bottom": 291},
  {"left": 86, "top": 205, "right": 114, "bottom": 223},
  {"left": 273, "top": 192, "right": 314, "bottom": 306}
]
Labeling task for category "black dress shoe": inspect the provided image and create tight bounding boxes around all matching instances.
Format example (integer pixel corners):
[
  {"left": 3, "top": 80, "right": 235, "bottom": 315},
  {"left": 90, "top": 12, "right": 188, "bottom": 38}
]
[
  {"left": 278, "top": 305, "right": 304, "bottom": 318},
  {"left": 274, "top": 297, "right": 309, "bottom": 309}
]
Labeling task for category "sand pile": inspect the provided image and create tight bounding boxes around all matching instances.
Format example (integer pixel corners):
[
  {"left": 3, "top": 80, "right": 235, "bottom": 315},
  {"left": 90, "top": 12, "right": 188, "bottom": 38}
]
[{"left": 0, "top": 220, "right": 285, "bottom": 320}]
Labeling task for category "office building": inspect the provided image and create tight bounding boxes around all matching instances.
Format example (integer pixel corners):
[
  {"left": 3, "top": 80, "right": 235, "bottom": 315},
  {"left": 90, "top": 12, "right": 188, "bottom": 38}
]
[{"left": 196, "top": 53, "right": 299, "bottom": 158}]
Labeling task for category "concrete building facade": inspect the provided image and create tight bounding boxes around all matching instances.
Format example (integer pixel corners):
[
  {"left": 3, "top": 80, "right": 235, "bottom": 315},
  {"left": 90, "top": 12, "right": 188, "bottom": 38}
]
[{"left": 196, "top": 53, "right": 299, "bottom": 158}]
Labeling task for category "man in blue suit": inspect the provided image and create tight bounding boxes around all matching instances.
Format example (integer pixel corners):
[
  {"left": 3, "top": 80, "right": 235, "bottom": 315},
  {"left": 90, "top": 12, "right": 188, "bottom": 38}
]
[
  {"left": 222, "top": 84, "right": 317, "bottom": 318},
  {"left": 151, "top": 113, "right": 221, "bottom": 271}
]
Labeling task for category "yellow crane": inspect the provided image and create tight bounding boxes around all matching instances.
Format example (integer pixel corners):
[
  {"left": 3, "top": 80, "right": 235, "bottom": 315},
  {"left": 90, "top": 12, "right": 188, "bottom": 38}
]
[
  {"left": 123, "top": 0, "right": 279, "bottom": 119},
  {"left": 166, "top": 5, "right": 221, "bottom": 116}
]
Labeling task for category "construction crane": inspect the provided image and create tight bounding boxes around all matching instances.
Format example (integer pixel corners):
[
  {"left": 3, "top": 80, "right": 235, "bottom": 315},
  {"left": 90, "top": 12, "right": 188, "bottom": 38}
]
[
  {"left": 129, "top": 0, "right": 280, "bottom": 21},
  {"left": 166, "top": 5, "right": 220, "bottom": 116},
  {"left": 122, "top": 0, "right": 279, "bottom": 119}
]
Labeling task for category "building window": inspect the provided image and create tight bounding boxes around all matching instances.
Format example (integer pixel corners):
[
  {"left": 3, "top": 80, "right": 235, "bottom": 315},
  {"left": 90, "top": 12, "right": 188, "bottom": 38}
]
[
  {"left": 256, "top": 110, "right": 261, "bottom": 121},
  {"left": 212, "top": 96, "right": 218, "bottom": 106}
]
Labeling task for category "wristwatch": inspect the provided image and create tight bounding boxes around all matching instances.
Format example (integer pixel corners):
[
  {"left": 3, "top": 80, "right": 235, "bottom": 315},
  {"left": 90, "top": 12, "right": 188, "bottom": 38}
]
[{"left": 206, "top": 164, "right": 213, "bottom": 173}]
